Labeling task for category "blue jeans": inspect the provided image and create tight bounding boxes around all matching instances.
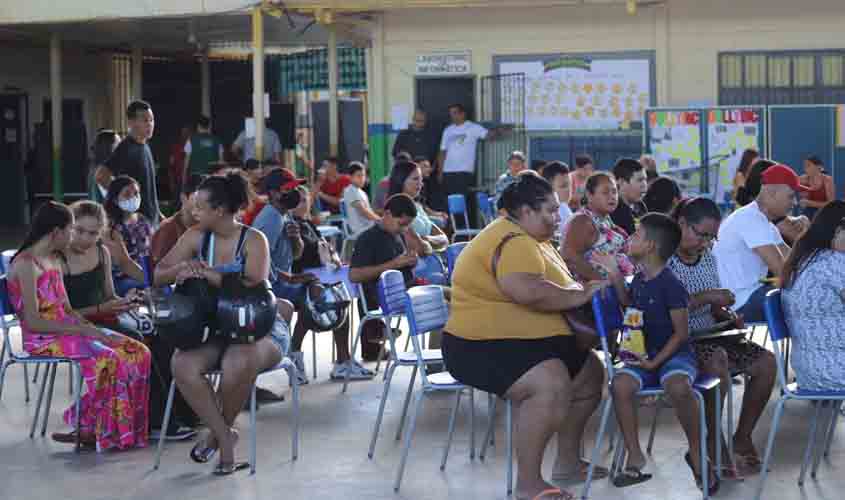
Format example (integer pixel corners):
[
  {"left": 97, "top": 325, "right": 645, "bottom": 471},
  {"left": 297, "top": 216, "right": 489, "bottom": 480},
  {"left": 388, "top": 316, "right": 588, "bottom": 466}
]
[{"left": 616, "top": 351, "right": 698, "bottom": 391}]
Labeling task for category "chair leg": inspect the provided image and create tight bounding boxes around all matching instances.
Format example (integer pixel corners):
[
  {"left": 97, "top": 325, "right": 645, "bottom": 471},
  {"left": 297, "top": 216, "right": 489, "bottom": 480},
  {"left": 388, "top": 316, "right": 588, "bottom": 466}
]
[
  {"left": 23, "top": 363, "right": 29, "bottom": 402},
  {"left": 480, "top": 396, "right": 497, "bottom": 461},
  {"left": 824, "top": 401, "right": 841, "bottom": 458},
  {"left": 697, "top": 391, "right": 709, "bottom": 500},
  {"left": 799, "top": 400, "right": 824, "bottom": 486},
  {"left": 292, "top": 365, "right": 300, "bottom": 461},
  {"left": 32, "top": 363, "right": 40, "bottom": 383},
  {"left": 0, "top": 359, "right": 11, "bottom": 401},
  {"left": 153, "top": 381, "right": 177, "bottom": 470},
  {"left": 250, "top": 384, "right": 257, "bottom": 475},
  {"left": 394, "top": 391, "right": 425, "bottom": 492},
  {"left": 368, "top": 363, "right": 397, "bottom": 459},
  {"left": 395, "top": 365, "right": 418, "bottom": 441},
  {"left": 440, "top": 390, "right": 462, "bottom": 470},
  {"left": 488, "top": 393, "right": 496, "bottom": 447},
  {"left": 29, "top": 363, "right": 50, "bottom": 438},
  {"left": 812, "top": 402, "right": 836, "bottom": 478},
  {"left": 67, "top": 363, "right": 73, "bottom": 395},
  {"left": 311, "top": 331, "right": 317, "bottom": 380},
  {"left": 715, "top": 384, "right": 723, "bottom": 480},
  {"left": 469, "top": 388, "right": 475, "bottom": 460},
  {"left": 506, "top": 399, "right": 513, "bottom": 497},
  {"left": 727, "top": 378, "right": 735, "bottom": 462},
  {"left": 74, "top": 363, "right": 83, "bottom": 453},
  {"left": 753, "top": 398, "right": 786, "bottom": 500},
  {"left": 646, "top": 401, "right": 661, "bottom": 454},
  {"left": 40, "top": 363, "right": 58, "bottom": 436},
  {"left": 581, "top": 397, "right": 613, "bottom": 500}
]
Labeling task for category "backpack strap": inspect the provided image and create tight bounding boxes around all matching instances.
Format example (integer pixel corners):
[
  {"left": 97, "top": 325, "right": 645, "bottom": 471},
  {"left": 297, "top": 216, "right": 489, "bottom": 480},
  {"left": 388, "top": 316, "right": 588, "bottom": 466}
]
[{"left": 490, "top": 232, "right": 524, "bottom": 282}]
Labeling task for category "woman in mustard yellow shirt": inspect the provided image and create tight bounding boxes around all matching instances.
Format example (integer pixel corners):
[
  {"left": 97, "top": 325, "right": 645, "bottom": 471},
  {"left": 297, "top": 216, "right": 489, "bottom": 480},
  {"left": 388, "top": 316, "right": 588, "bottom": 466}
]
[{"left": 443, "top": 172, "right": 607, "bottom": 500}]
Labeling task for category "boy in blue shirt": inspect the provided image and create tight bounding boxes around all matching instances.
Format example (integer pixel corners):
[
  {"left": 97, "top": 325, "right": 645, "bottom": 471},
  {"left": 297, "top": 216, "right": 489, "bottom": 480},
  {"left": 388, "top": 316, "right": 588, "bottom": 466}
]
[{"left": 598, "top": 213, "right": 713, "bottom": 492}]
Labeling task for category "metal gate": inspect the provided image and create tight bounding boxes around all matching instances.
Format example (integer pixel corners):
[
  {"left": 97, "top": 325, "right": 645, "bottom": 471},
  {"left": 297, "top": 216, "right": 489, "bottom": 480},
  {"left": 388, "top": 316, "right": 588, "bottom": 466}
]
[{"left": 478, "top": 73, "right": 526, "bottom": 193}]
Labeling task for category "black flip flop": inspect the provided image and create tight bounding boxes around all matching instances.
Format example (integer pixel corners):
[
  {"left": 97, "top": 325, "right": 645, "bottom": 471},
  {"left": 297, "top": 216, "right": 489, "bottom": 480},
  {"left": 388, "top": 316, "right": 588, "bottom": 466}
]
[
  {"left": 213, "top": 461, "right": 250, "bottom": 476},
  {"left": 612, "top": 466, "right": 653, "bottom": 487},
  {"left": 190, "top": 440, "right": 218, "bottom": 464}
]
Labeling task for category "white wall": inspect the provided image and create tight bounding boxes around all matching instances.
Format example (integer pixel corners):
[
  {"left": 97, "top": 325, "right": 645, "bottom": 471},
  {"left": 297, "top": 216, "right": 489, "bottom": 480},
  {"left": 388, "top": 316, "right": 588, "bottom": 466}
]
[{"left": 376, "top": 0, "right": 845, "bottom": 123}]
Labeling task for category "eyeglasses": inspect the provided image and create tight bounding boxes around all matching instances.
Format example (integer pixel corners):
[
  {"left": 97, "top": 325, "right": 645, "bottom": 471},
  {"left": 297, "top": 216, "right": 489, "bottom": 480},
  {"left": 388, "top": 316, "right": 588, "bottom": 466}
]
[{"left": 690, "top": 224, "right": 717, "bottom": 242}]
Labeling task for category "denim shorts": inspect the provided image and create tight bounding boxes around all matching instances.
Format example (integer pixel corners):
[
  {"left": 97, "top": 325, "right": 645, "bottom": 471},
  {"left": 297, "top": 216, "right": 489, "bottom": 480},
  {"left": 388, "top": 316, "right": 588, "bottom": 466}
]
[{"left": 616, "top": 351, "right": 698, "bottom": 391}]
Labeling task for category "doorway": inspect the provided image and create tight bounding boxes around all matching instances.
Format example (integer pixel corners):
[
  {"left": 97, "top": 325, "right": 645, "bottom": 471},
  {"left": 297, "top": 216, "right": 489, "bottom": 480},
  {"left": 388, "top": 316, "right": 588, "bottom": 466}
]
[{"left": 415, "top": 76, "right": 476, "bottom": 149}]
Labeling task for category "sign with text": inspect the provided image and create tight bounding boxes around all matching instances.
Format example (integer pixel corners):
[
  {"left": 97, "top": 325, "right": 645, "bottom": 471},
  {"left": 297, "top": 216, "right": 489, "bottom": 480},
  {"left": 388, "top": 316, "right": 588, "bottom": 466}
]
[{"left": 416, "top": 52, "right": 472, "bottom": 76}]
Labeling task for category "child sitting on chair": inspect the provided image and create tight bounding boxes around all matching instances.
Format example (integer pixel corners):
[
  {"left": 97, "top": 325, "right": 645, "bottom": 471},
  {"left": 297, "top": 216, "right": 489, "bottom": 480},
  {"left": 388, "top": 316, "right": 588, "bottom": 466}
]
[{"left": 597, "top": 213, "right": 716, "bottom": 494}]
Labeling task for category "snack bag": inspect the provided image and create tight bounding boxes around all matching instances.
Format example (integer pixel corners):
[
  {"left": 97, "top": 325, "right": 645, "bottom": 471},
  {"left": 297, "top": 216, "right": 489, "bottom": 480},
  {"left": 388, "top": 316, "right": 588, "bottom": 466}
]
[{"left": 619, "top": 307, "right": 647, "bottom": 363}]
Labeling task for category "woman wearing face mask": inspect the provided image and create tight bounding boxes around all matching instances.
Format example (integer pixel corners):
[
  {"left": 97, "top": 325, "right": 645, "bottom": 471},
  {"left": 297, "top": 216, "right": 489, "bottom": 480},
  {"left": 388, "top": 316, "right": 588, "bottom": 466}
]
[
  {"left": 103, "top": 175, "right": 152, "bottom": 296},
  {"left": 561, "top": 171, "right": 635, "bottom": 283},
  {"left": 7, "top": 202, "right": 151, "bottom": 450},
  {"left": 155, "top": 173, "right": 286, "bottom": 475},
  {"left": 782, "top": 200, "right": 845, "bottom": 391}
]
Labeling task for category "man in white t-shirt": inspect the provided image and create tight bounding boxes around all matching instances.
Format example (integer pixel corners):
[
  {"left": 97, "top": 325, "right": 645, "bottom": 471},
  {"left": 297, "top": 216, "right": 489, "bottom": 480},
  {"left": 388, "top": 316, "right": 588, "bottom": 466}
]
[
  {"left": 342, "top": 162, "right": 380, "bottom": 240},
  {"left": 712, "top": 164, "right": 809, "bottom": 322},
  {"left": 437, "top": 103, "right": 488, "bottom": 227}
]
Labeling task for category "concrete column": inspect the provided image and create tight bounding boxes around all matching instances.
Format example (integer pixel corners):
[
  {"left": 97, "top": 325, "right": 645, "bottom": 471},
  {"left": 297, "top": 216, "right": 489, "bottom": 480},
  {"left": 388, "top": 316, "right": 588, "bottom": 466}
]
[
  {"left": 201, "top": 46, "right": 211, "bottom": 117},
  {"left": 365, "top": 15, "right": 388, "bottom": 188},
  {"left": 328, "top": 24, "right": 339, "bottom": 156},
  {"left": 655, "top": 3, "right": 671, "bottom": 106},
  {"left": 131, "top": 45, "right": 143, "bottom": 101},
  {"left": 50, "top": 33, "right": 63, "bottom": 201},
  {"left": 252, "top": 7, "right": 265, "bottom": 163}
]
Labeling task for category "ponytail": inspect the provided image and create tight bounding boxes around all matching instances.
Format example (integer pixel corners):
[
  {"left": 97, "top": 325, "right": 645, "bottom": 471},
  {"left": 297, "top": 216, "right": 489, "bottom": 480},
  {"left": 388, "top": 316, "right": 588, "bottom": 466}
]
[{"left": 13, "top": 202, "right": 73, "bottom": 263}]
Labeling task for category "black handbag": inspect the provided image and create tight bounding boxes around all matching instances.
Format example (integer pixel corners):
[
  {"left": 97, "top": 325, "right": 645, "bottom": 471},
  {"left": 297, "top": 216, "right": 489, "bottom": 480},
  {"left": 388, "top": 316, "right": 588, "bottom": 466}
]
[
  {"left": 216, "top": 273, "right": 277, "bottom": 344},
  {"left": 154, "top": 278, "right": 218, "bottom": 351}
]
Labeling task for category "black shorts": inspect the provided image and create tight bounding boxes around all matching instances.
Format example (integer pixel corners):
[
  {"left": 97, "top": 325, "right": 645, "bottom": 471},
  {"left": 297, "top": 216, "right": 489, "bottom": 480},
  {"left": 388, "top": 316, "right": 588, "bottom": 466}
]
[{"left": 442, "top": 332, "right": 589, "bottom": 398}]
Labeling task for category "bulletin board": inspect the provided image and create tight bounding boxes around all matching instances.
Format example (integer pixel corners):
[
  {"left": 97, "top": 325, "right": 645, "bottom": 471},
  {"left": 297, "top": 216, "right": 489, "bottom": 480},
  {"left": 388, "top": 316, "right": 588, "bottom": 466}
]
[
  {"left": 644, "top": 109, "right": 704, "bottom": 195},
  {"left": 706, "top": 107, "right": 766, "bottom": 201}
]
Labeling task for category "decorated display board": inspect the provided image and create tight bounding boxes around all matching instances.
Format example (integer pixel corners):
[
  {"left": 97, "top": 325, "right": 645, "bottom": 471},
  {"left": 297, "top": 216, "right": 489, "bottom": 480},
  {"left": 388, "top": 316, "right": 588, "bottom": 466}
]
[
  {"left": 497, "top": 53, "right": 654, "bottom": 131},
  {"left": 707, "top": 108, "right": 765, "bottom": 201},
  {"left": 645, "top": 110, "right": 704, "bottom": 194}
]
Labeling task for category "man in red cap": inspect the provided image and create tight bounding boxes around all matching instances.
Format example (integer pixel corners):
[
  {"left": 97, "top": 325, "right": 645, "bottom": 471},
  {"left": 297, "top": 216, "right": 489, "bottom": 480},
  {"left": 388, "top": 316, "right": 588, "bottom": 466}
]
[{"left": 713, "top": 163, "right": 809, "bottom": 323}]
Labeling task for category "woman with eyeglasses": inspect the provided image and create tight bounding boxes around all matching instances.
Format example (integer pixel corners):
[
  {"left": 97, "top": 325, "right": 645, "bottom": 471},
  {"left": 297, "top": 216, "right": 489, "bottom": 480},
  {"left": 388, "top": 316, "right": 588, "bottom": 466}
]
[
  {"left": 668, "top": 197, "right": 776, "bottom": 477},
  {"left": 782, "top": 201, "right": 845, "bottom": 391}
]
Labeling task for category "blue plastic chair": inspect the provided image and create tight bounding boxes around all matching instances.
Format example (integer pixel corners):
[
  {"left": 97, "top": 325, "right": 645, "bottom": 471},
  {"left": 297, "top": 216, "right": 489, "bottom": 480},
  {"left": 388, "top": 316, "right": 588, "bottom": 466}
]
[
  {"left": 0, "top": 250, "right": 29, "bottom": 401},
  {"left": 447, "top": 194, "right": 481, "bottom": 243},
  {"left": 413, "top": 254, "right": 448, "bottom": 286},
  {"left": 752, "top": 289, "right": 845, "bottom": 499},
  {"left": 0, "top": 275, "right": 87, "bottom": 450},
  {"left": 393, "top": 285, "right": 475, "bottom": 492},
  {"left": 343, "top": 271, "right": 406, "bottom": 393},
  {"left": 367, "top": 270, "right": 446, "bottom": 461},
  {"left": 445, "top": 242, "right": 468, "bottom": 283},
  {"left": 476, "top": 192, "right": 496, "bottom": 227},
  {"left": 582, "top": 287, "right": 721, "bottom": 500}
]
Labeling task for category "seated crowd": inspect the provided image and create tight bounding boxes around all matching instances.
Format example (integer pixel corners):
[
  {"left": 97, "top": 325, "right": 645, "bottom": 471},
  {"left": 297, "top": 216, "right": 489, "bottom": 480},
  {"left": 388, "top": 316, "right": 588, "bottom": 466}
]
[{"left": 8, "top": 99, "right": 842, "bottom": 496}]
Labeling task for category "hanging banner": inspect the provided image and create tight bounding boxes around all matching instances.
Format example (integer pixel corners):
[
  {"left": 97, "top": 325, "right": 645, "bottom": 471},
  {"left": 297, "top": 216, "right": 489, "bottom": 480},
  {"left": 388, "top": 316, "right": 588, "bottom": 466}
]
[
  {"left": 499, "top": 55, "right": 652, "bottom": 131},
  {"left": 707, "top": 108, "right": 763, "bottom": 201}
]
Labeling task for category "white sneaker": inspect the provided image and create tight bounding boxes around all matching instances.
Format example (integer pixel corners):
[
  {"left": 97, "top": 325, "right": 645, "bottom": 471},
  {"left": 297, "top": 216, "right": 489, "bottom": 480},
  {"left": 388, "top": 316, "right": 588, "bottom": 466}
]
[
  {"left": 330, "top": 360, "right": 375, "bottom": 381},
  {"left": 289, "top": 351, "right": 309, "bottom": 386}
]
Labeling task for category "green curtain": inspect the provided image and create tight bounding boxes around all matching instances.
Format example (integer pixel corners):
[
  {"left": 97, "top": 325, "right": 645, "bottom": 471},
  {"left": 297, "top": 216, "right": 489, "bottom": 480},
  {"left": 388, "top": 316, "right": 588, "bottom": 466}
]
[{"left": 274, "top": 47, "right": 366, "bottom": 98}]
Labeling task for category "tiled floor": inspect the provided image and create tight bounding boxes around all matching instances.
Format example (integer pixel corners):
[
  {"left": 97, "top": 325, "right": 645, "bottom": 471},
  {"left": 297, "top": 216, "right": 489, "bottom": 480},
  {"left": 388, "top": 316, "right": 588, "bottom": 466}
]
[{"left": 1, "top": 325, "right": 844, "bottom": 500}]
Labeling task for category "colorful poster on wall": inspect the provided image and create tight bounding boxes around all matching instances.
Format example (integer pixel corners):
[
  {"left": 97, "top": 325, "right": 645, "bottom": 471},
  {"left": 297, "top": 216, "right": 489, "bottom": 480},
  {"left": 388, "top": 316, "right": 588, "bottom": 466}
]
[
  {"left": 498, "top": 55, "right": 652, "bottom": 130},
  {"left": 707, "top": 108, "right": 762, "bottom": 201},
  {"left": 647, "top": 110, "right": 704, "bottom": 194}
]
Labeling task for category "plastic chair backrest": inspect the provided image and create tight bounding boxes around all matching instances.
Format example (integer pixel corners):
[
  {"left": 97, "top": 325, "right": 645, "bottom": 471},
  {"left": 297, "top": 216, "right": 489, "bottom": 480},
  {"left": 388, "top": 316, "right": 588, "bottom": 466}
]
[
  {"left": 0, "top": 250, "right": 14, "bottom": 275},
  {"left": 763, "top": 288, "right": 791, "bottom": 390},
  {"left": 377, "top": 270, "right": 407, "bottom": 317},
  {"left": 445, "top": 242, "right": 468, "bottom": 280},
  {"left": 413, "top": 254, "right": 447, "bottom": 285},
  {"left": 476, "top": 192, "right": 494, "bottom": 224},
  {"left": 405, "top": 285, "right": 448, "bottom": 338},
  {"left": 591, "top": 287, "right": 624, "bottom": 380},
  {"left": 447, "top": 194, "right": 467, "bottom": 216}
]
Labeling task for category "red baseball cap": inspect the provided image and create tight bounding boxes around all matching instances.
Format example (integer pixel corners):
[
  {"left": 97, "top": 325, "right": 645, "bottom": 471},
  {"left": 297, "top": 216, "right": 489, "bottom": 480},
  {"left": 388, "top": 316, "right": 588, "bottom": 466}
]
[
  {"left": 263, "top": 167, "right": 305, "bottom": 192},
  {"left": 761, "top": 164, "right": 809, "bottom": 192}
]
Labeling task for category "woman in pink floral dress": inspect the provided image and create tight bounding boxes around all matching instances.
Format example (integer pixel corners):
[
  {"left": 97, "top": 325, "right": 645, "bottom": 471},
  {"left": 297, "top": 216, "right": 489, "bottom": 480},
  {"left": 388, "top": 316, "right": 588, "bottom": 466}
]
[
  {"left": 7, "top": 202, "right": 151, "bottom": 451},
  {"left": 561, "top": 171, "right": 635, "bottom": 282}
]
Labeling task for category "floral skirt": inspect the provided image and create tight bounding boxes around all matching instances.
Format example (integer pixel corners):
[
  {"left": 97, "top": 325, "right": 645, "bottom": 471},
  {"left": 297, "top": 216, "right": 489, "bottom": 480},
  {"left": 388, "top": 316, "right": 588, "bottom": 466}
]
[{"left": 24, "top": 330, "right": 151, "bottom": 452}]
